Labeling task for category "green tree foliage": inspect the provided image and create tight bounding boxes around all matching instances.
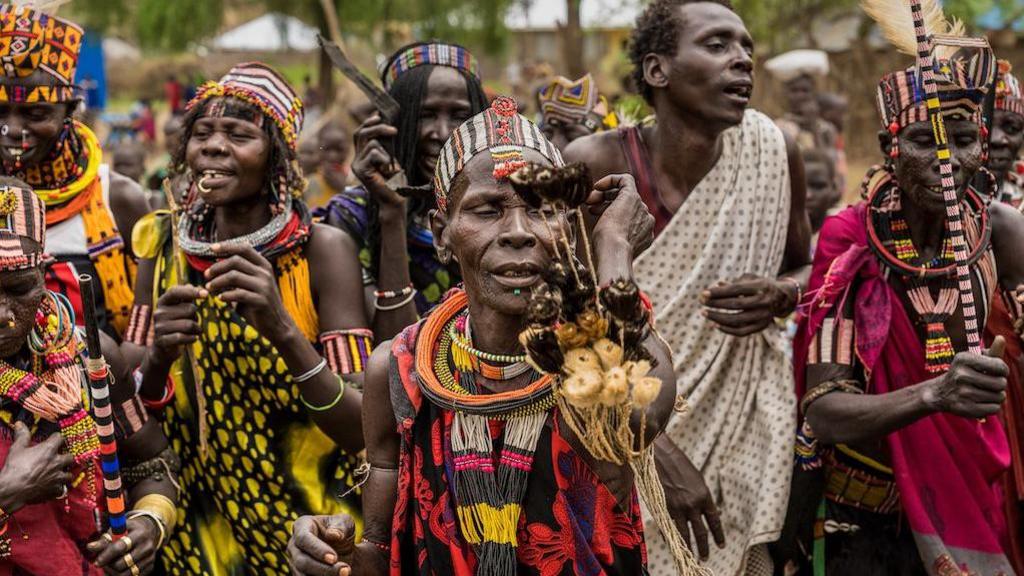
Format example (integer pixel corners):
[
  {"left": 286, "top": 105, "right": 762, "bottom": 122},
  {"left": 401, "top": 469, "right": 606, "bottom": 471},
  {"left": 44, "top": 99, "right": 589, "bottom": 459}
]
[{"left": 68, "top": 0, "right": 515, "bottom": 54}]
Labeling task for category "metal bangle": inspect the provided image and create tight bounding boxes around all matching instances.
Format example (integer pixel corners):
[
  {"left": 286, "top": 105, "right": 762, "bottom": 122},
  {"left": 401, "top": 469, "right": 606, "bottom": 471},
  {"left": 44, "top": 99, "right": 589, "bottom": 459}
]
[
  {"left": 300, "top": 376, "right": 346, "bottom": 412},
  {"left": 374, "top": 290, "right": 417, "bottom": 311},
  {"left": 127, "top": 510, "right": 167, "bottom": 549},
  {"left": 292, "top": 358, "right": 328, "bottom": 383}
]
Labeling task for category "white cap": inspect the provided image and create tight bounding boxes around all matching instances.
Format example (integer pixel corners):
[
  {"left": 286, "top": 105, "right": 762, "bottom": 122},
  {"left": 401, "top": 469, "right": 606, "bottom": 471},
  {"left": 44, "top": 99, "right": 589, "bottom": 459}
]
[{"left": 765, "top": 49, "right": 830, "bottom": 83}]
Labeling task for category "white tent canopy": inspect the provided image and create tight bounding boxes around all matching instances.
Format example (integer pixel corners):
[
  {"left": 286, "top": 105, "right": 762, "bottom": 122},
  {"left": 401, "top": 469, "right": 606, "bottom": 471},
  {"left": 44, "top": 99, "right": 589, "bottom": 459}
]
[
  {"left": 210, "top": 13, "right": 319, "bottom": 52},
  {"left": 506, "top": 0, "right": 642, "bottom": 30}
]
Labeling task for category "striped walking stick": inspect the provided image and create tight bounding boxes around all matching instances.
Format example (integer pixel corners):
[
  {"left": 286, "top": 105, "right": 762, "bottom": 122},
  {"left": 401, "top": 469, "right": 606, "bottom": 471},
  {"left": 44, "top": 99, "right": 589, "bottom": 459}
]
[
  {"left": 79, "top": 274, "right": 127, "bottom": 537},
  {"left": 907, "top": 0, "right": 990, "bottom": 356}
]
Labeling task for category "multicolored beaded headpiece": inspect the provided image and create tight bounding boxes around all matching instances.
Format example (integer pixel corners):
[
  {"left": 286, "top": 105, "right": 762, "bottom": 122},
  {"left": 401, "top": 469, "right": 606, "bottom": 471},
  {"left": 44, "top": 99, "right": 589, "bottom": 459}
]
[
  {"left": 0, "top": 184, "right": 46, "bottom": 270},
  {"left": 537, "top": 73, "right": 615, "bottom": 132},
  {"left": 996, "top": 60, "right": 1023, "bottom": 117},
  {"left": 875, "top": 51, "right": 995, "bottom": 131},
  {"left": 433, "top": 96, "right": 564, "bottom": 212},
  {"left": 188, "top": 62, "right": 304, "bottom": 151},
  {"left": 0, "top": 5, "right": 82, "bottom": 103},
  {"left": 380, "top": 41, "right": 480, "bottom": 91}
]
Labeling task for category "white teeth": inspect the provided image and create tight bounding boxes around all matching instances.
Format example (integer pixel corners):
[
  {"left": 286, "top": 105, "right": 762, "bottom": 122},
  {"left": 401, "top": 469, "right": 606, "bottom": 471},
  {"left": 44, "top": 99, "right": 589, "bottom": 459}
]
[
  {"left": 6, "top": 148, "right": 22, "bottom": 157},
  {"left": 201, "top": 170, "right": 229, "bottom": 178}
]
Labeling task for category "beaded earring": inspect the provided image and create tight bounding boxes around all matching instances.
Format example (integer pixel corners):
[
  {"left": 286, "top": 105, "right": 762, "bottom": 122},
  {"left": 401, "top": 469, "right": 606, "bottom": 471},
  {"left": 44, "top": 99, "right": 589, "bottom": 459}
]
[
  {"left": 888, "top": 120, "right": 901, "bottom": 161},
  {"left": 980, "top": 124, "right": 990, "bottom": 163}
]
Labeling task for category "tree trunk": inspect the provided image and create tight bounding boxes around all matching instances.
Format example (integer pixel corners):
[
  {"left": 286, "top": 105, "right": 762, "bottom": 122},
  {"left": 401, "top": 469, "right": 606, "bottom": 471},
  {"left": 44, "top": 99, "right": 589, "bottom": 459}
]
[
  {"left": 563, "top": 0, "right": 584, "bottom": 78},
  {"left": 316, "top": 0, "right": 340, "bottom": 104}
]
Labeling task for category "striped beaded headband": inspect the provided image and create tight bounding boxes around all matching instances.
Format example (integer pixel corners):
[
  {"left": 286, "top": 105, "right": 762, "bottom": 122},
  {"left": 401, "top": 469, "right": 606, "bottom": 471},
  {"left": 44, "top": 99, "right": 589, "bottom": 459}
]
[
  {"left": 876, "top": 49, "right": 995, "bottom": 130},
  {"left": 381, "top": 41, "right": 479, "bottom": 91},
  {"left": 996, "top": 60, "right": 1023, "bottom": 117},
  {"left": 188, "top": 62, "right": 304, "bottom": 150},
  {"left": 0, "top": 5, "right": 83, "bottom": 103},
  {"left": 0, "top": 184, "right": 46, "bottom": 271},
  {"left": 433, "top": 95, "right": 564, "bottom": 212}
]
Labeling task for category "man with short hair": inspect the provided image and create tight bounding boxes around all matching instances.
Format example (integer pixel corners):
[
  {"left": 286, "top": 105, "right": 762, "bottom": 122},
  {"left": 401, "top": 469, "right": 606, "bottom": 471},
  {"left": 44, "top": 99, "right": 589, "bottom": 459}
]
[{"left": 565, "top": 1, "right": 810, "bottom": 574}]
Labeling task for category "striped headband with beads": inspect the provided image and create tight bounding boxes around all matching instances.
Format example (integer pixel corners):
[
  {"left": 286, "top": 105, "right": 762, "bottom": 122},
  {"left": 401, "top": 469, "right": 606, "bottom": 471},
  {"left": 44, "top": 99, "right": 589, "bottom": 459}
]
[
  {"left": 433, "top": 95, "right": 564, "bottom": 212},
  {"left": 996, "top": 60, "right": 1023, "bottom": 117},
  {"left": 0, "top": 184, "right": 45, "bottom": 271},
  {"left": 188, "top": 62, "right": 304, "bottom": 151},
  {"left": 380, "top": 41, "right": 480, "bottom": 91}
]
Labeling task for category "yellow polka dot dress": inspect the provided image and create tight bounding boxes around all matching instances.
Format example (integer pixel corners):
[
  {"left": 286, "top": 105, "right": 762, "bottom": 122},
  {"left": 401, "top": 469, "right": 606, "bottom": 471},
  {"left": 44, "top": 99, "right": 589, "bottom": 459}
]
[{"left": 156, "top": 264, "right": 362, "bottom": 575}]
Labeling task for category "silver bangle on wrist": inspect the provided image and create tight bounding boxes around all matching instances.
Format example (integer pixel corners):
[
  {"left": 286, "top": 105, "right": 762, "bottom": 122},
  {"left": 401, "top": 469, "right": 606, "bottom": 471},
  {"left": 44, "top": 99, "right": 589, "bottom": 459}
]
[{"left": 292, "top": 358, "right": 328, "bottom": 383}]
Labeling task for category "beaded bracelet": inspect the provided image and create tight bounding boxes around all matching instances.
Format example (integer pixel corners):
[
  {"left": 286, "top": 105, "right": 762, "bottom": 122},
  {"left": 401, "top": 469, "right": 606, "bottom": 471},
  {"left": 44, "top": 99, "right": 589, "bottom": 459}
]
[
  {"left": 800, "top": 379, "right": 863, "bottom": 414},
  {"left": 300, "top": 376, "right": 346, "bottom": 412},
  {"left": 374, "top": 284, "right": 414, "bottom": 299},
  {"left": 375, "top": 290, "right": 417, "bottom": 311},
  {"left": 140, "top": 373, "right": 176, "bottom": 410},
  {"left": 362, "top": 536, "right": 390, "bottom": 554}
]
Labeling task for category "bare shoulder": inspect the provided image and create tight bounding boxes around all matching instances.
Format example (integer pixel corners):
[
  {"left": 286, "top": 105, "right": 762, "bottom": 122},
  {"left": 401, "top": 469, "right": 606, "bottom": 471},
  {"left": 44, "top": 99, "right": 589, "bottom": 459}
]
[
  {"left": 108, "top": 170, "right": 150, "bottom": 216},
  {"left": 563, "top": 129, "right": 628, "bottom": 180},
  {"left": 988, "top": 200, "right": 1024, "bottom": 286},
  {"left": 307, "top": 221, "right": 360, "bottom": 258}
]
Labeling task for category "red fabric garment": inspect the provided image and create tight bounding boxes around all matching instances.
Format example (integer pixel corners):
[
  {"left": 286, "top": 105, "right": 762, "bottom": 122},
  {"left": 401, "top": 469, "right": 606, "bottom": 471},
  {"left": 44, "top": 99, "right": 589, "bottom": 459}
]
[
  {"left": 618, "top": 126, "right": 672, "bottom": 238},
  {"left": 0, "top": 423, "right": 104, "bottom": 576},
  {"left": 794, "top": 203, "right": 1015, "bottom": 574},
  {"left": 984, "top": 296, "right": 1024, "bottom": 575},
  {"left": 387, "top": 314, "right": 648, "bottom": 575}
]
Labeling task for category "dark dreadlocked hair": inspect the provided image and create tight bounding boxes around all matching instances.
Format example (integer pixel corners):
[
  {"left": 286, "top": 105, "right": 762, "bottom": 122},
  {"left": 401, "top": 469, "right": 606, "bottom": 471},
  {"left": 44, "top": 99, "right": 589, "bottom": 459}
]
[
  {"left": 169, "top": 96, "right": 305, "bottom": 212},
  {"left": 363, "top": 62, "right": 488, "bottom": 280},
  {"left": 629, "top": 0, "right": 734, "bottom": 104}
]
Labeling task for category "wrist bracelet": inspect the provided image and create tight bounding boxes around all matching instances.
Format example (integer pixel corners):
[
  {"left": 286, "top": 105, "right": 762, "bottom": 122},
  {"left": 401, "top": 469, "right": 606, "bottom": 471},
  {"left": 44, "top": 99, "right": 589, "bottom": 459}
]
[
  {"left": 375, "top": 290, "right": 417, "bottom": 311},
  {"left": 127, "top": 510, "right": 167, "bottom": 549},
  {"left": 300, "top": 376, "right": 346, "bottom": 412},
  {"left": 292, "top": 358, "right": 328, "bottom": 384},
  {"left": 141, "top": 374, "right": 176, "bottom": 410},
  {"left": 778, "top": 277, "right": 802, "bottom": 313},
  {"left": 374, "top": 284, "right": 414, "bottom": 299},
  {"left": 362, "top": 536, "right": 390, "bottom": 554}
]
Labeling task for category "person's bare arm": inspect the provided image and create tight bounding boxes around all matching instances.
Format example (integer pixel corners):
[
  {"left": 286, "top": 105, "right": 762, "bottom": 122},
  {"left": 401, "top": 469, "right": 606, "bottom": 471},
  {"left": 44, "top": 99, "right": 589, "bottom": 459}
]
[
  {"left": 991, "top": 202, "right": 1024, "bottom": 291},
  {"left": 562, "top": 130, "right": 627, "bottom": 181},
  {"left": 108, "top": 171, "right": 151, "bottom": 259},
  {"left": 805, "top": 343, "right": 1008, "bottom": 446},
  {"left": 780, "top": 130, "right": 812, "bottom": 285},
  {"left": 288, "top": 343, "right": 398, "bottom": 576}
]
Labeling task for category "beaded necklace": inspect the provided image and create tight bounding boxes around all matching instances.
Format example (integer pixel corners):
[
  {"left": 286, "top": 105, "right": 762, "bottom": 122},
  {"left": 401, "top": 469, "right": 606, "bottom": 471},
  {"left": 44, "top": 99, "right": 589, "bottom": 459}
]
[
  {"left": 866, "top": 172, "right": 991, "bottom": 373},
  {"left": 448, "top": 313, "right": 533, "bottom": 381},
  {"left": 0, "top": 292, "right": 99, "bottom": 496},
  {"left": 415, "top": 290, "right": 552, "bottom": 572},
  {"left": 7, "top": 121, "right": 100, "bottom": 207}
]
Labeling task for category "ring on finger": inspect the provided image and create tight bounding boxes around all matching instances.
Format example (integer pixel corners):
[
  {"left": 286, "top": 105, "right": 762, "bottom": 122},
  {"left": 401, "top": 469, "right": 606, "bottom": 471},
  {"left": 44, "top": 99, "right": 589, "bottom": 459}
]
[
  {"left": 121, "top": 535, "right": 133, "bottom": 551},
  {"left": 124, "top": 552, "right": 136, "bottom": 569},
  {"left": 129, "top": 563, "right": 140, "bottom": 576}
]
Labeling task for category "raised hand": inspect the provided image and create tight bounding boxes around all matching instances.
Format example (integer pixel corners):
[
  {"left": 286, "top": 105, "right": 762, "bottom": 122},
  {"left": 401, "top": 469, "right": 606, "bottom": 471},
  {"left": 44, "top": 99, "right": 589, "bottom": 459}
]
[
  {"left": 923, "top": 336, "right": 1009, "bottom": 419},
  {"left": 150, "top": 285, "right": 205, "bottom": 367},
  {"left": 203, "top": 243, "right": 298, "bottom": 346},
  {"left": 351, "top": 113, "right": 404, "bottom": 209}
]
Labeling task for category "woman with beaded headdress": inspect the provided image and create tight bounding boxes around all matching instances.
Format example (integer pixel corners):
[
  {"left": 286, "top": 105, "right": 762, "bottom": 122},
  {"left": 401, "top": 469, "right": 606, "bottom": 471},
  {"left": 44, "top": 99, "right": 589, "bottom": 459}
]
[
  {"left": 787, "top": 0, "right": 1024, "bottom": 573},
  {"left": 125, "top": 62, "right": 372, "bottom": 574},
  {"left": 0, "top": 5, "right": 149, "bottom": 340},
  {"left": 990, "top": 60, "right": 1024, "bottom": 208},
  {"left": 289, "top": 95, "right": 682, "bottom": 575},
  {"left": 0, "top": 177, "right": 179, "bottom": 576},
  {"left": 314, "top": 41, "right": 489, "bottom": 343}
]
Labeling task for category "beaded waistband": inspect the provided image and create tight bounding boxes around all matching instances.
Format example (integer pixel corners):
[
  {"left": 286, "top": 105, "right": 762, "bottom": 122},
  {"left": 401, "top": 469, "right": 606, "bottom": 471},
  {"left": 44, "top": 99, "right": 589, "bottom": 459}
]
[{"left": 824, "top": 445, "right": 900, "bottom": 515}]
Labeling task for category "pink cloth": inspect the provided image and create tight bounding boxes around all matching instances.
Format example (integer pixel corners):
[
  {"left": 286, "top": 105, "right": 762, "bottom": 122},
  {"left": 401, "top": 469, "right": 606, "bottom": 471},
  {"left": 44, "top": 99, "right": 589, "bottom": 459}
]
[
  {"left": 794, "top": 203, "right": 1015, "bottom": 574},
  {"left": 0, "top": 424, "right": 103, "bottom": 576}
]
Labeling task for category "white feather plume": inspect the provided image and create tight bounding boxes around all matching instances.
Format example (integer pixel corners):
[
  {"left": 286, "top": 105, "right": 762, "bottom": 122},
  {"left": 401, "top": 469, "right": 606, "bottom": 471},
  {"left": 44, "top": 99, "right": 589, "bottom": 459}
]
[{"left": 861, "top": 0, "right": 965, "bottom": 58}]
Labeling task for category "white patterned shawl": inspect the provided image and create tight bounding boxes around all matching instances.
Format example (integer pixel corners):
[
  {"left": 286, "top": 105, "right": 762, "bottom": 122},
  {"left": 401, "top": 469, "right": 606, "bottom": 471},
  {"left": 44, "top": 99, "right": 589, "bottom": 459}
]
[{"left": 637, "top": 109, "right": 797, "bottom": 576}]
